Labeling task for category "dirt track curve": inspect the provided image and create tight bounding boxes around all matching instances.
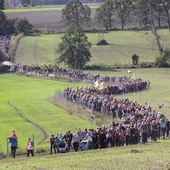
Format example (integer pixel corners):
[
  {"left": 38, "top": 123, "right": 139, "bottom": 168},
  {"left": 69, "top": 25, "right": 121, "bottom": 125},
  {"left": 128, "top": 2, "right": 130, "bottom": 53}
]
[{"left": 7, "top": 101, "right": 49, "bottom": 145}]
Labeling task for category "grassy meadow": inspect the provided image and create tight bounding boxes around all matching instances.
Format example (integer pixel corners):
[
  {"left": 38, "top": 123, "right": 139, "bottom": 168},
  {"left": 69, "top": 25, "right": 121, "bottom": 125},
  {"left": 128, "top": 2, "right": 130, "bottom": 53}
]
[
  {"left": 0, "top": 74, "right": 98, "bottom": 154},
  {"left": 0, "top": 68, "right": 170, "bottom": 154},
  {"left": 0, "top": 140, "right": 170, "bottom": 170},
  {"left": 15, "top": 29, "right": 170, "bottom": 66}
]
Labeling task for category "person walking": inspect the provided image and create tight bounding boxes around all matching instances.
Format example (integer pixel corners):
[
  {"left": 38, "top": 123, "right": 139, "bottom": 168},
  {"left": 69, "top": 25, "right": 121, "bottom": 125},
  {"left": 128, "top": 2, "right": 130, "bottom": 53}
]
[
  {"left": 7, "top": 135, "right": 18, "bottom": 158},
  {"left": 27, "top": 138, "right": 34, "bottom": 157},
  {"left": 50, "top": 134, "right": 56, "bottom": 154}
]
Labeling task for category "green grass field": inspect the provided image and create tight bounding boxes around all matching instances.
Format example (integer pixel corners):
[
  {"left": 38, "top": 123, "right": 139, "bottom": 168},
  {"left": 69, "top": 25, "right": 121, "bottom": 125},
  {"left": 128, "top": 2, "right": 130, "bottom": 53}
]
[
  {"left": 0, "top": 74, "right": 98, "bottom": 153},
  {"left": 0, "top": 137, "right": 169, "bottom": 169},
  {"left": 4, "top": 5, "right": 97, "bottom": 13},
  {"left": 15, "top": 30, "right": 170, "bottom": 66},
  {"left": 0, "top": 68, "right": 170, "bottom": 154}
]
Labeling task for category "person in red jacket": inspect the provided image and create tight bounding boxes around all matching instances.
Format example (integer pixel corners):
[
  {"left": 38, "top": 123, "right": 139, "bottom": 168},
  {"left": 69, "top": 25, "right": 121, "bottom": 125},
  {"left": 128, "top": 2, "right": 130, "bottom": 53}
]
[{"left": 27, "top": 138, "right": 34, "bottom": 157}]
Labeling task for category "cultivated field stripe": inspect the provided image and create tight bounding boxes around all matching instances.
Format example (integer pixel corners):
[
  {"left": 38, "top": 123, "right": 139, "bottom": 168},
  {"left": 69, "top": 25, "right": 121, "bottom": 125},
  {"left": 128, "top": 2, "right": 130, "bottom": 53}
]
[{"left": 7, "top": 101, "right": 48, "bottom": 145}]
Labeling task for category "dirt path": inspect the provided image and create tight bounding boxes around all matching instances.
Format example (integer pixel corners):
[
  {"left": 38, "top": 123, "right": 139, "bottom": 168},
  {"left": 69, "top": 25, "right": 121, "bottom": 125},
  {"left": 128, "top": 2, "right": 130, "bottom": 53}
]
[{"left": 7, "top": 101, "right": 49, "bottom": 145}]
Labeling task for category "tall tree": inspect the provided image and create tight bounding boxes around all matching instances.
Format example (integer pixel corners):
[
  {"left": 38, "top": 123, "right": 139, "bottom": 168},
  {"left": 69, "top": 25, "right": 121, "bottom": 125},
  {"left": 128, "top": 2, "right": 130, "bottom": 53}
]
[
  {"left": 160, "top": 0, "right": 170, "bottom": 30},
  {"left": 113, "top": 0, "right": 134, "bottom": 30},
  {"left": 151, "top": 0, "right": 164, "bottom": 27},
  {"left": 0, "top": 10, "right": 6, "bottom": 34},
  {"left": 61, "top": 0, "right": 91, "bottom": 30},
  {"left": 95, "top": 0, "right": 114, "bottom": 30},
  {"left": 14, "top": 17, "right": 33, "bottom": 35},
  {"left": 148, "top": 1, "right": 163, "bottom": 53},
  {"left": 0, "top": 0, "right": 4, "bottom": 10},
  {"left": 57, "top": 29, "right": 92, "bottom": 69},
  {"left": 134, "top": 0, "right": 150, "bottom": 27}
]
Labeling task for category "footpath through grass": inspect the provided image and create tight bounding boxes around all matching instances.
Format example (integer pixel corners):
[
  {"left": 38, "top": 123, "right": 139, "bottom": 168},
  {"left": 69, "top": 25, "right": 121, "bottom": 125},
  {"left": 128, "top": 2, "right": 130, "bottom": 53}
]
[
  {"left": 15, "top": 30, "right": 170, "bottom": 66},
  {"left": 0, "top": 74, "right": 97, "bottom": 153}
]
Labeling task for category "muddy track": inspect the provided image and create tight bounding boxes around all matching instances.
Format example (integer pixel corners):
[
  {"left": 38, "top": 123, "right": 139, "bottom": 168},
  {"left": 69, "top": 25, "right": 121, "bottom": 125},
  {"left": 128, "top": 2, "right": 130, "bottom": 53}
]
[{"left": 7, "top": 101, "right": 49, "bottom": 145}]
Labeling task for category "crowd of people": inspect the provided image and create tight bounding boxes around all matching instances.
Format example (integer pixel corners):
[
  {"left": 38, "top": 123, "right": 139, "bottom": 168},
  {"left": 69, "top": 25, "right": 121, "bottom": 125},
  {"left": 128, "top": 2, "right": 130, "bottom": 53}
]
[
  {"left": 50, "top": 111, "right": 169, "bottom": 154},
  {"left": 63, "top": 80, "right": 149, "bottom": 117},
  {"left": 0, "top": 35, "right": 12, "bottom": 60}
]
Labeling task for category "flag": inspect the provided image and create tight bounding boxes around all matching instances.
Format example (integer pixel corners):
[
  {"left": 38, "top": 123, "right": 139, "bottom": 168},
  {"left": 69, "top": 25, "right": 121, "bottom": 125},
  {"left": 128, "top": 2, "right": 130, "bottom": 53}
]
[
  {"left": 97, "top": 82, "right": 104, "bottom": 90},
  {"left": 128, "top": 70, "right": 132, "bottom": 74},
  {"left": 94, "top": 80, "right": 99, "bottom": 88}
]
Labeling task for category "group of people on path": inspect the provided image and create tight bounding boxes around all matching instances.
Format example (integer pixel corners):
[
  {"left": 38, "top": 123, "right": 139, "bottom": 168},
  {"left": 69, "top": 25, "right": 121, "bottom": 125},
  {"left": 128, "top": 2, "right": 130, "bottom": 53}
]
[{"left": 50, "top": 113, "right": 169, "bottom": 154}]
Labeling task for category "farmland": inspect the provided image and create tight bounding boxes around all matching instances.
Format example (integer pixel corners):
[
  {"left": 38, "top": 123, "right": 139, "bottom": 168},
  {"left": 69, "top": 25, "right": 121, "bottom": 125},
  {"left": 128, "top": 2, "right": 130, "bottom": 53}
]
[
  {"left": 15, "top": 29, "right": 170, "bottom": 66},
  {"left": 0, "top": 68, "right": 170, "bottom": 169},
  {"left": 0, "top": 68, "right": 170, "bottom": 154},
  {"left": 1, "top": 5, "right": 170, "bottom": 169},
  {"left": 4, "top": 6, "right": 97, "bottom": 31},
  {"left": 0, "top": 74, "right": 98, "bottom": 153}
]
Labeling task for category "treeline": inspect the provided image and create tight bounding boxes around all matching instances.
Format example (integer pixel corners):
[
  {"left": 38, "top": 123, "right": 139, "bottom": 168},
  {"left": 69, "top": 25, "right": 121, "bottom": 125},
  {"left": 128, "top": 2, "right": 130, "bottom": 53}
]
[{"left": 21, "top": 0, "right": 105, "bottom": 6}]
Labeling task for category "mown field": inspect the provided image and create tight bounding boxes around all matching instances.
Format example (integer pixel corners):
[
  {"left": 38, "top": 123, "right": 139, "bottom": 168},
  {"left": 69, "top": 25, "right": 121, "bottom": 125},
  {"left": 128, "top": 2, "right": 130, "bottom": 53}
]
[{"left": 15, "top": 29, "right": 170, "bottom": 66}]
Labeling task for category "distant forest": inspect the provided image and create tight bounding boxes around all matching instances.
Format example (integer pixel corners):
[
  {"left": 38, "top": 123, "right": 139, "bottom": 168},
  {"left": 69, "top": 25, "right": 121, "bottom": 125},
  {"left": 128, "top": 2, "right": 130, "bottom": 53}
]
[{"left": 21, "top": 0, "right": 105, "bottom": 6}]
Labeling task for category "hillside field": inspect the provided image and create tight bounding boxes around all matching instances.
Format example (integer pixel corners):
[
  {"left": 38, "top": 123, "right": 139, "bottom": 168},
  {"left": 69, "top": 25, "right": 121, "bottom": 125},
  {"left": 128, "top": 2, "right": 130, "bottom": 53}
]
[
  {"left": 0, "top": 68, "right": 170, "bottom": 154},
  {"left": 0, "top": 140, "right": 170, "bottom": 170},
  {"left": 15, "top": 30, "right": 170, "bottom": 66},
  {"left": 0, "top": 68, "right": 170, "bottom": 169}
]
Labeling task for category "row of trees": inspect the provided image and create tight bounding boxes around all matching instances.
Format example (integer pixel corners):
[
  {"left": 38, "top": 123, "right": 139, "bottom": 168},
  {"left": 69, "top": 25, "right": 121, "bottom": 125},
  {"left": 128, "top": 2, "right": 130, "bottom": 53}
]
[
  {"left": 1, "top": 0, "right": 170, "bottom": 68},
  {"left": 57, "top": 0, "right": 170, "bottom": 68},
  {"left": 0, "top": 0, "right": 33, "bottom": 35},
  {"left": 95, "top": 0, "right": 170, "bottom": 31}
]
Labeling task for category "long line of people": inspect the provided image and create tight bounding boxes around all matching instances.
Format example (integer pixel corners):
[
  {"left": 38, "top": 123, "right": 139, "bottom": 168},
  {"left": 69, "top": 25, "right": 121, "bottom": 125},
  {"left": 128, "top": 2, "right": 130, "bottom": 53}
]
[
  {"left": 63, "top": 86, "right": 150, "bottom": 117},
  {"left": 50, "top": 114, "right": 169, "bottom": 154},
  {"left": 50, "top": 82, "right": 170, "bottom": 154}
]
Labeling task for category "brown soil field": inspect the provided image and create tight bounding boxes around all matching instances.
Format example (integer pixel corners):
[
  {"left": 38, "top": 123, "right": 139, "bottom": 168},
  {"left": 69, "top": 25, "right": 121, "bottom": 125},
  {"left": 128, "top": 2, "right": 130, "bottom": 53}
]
[{"left": 6, "top": 8, "right": 97, "bottom": 32}]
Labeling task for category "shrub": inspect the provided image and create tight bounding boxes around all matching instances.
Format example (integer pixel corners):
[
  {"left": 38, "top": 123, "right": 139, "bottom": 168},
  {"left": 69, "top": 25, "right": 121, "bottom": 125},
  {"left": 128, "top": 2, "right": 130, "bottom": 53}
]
[
  {"left": 96, "top": 39, "right": 109, "bottom": 45},
  {"left": 155, "top": 49, "right": 170, "bottom": 67}
]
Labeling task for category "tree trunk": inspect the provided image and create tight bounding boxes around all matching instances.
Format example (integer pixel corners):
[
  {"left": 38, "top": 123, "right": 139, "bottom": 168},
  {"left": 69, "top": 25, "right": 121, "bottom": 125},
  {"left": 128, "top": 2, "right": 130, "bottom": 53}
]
[{"left": 149, "top": 2, "right": 163, "bottom": 53}]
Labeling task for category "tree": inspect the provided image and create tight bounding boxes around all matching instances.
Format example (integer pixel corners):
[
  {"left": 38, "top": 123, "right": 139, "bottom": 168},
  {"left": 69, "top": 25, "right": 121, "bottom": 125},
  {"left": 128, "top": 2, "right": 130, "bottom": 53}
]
[
  {"left": 4, "top": 18, "right": 16, "bottom": 35},
  {"left": 151, "top": 0, "right": 164, "bottom": 27},
  {"left": 14, "top": 17, "right": 33, "bottom": 35},
  {"left": 0, "top": 0, "right": 4, "bottom": 10},
  {"left": 61, "top": 0, "right": 91, "bottom": 30},
  {"left": 114, "top": 0, "right": 134, "bottom": 30},
  {"left": 134, "top": 0, "right": 150, "bottom": 27},
  {"left": 0, "top": 49, "right": 5, "bottom": 62},
  {"left": 148, "top": 1, "right": 163, "bottom": 53},
  {"left": 57, "top": 29, "right": 92, "bottom": 69},
  {"left": 160, "top": 0, "right": 170, "bottom": 30},
  {"left": 0, "top": 10, "right": 6, "bottom": 34},
  {"left": 95, "top": 0, "right": 114, "bottom": 30},
  {"left": 155, "top": 48, "right": 170, "bottom": 67}
]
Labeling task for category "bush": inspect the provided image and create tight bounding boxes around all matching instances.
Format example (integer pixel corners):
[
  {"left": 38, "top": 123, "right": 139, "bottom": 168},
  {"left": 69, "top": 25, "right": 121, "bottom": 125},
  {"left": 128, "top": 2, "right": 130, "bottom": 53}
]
[
  {"left": 155, "top": 49, "right": 170, "bottom": 67},
  {"left": 96, "top": 39, "right": 109, "bottom": 45},
  {"left": 138, "top": 62, "right": 154, "bottom": 68}
]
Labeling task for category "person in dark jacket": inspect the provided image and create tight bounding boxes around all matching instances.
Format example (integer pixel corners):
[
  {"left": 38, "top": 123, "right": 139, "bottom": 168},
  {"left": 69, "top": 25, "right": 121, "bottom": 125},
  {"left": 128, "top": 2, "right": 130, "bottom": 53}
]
[
  {"left": 50, "top": 134, "right": 56, "bottom": 154},
  {"left": 99, "top": 130, "right": 106, "bottom": 148}
]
